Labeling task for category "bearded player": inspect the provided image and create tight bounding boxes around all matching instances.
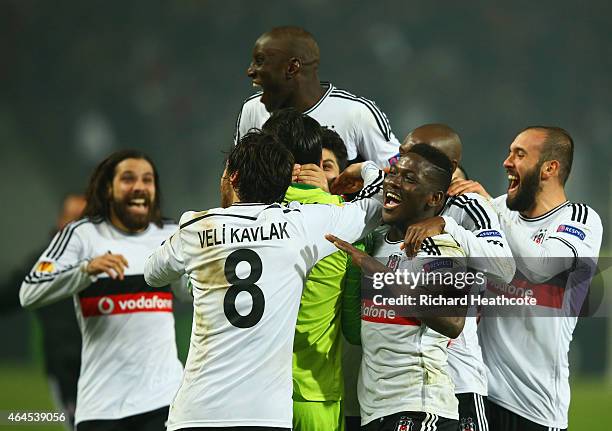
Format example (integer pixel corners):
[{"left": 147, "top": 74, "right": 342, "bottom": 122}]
[
  {"left": 20, "top": 150, "right": 184, "bottom": 430},
  {"left": 450, "top": 126, "right": 602, "bottom": 431}
]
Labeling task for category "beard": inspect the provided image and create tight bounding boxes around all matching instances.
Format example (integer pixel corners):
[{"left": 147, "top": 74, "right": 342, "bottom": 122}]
[
  {"left": 110, "top": 193, "right": 153, "bottom": 232},
  {"left": 506, "top": 165, "right": 541, "bottom": 212}
]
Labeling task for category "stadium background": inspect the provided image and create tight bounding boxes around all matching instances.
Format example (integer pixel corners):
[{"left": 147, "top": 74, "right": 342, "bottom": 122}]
[{"left": 0, "top": 1, "right": 610, "bottom": 429}]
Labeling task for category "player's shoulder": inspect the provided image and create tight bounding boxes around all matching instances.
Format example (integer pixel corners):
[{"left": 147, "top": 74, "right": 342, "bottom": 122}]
[
  {"left": 449, "top": 192, "right": 493, "bottom": 209},
  {"left": 179, "top": 210, "right": 209, "bottom": 229},
  {"left": 419, "top": 233, "right": 466, "bottom": 258},
  {"left": 61, "top": 216, "right": 100, "bottom": 236},
  {"left": 447, "top": 193, "right": 496, "bottom": 229},
  {"left": 240, "top": 91, "right": 263, "bottom": 108},
  {"left": 560, "top": 202, "right": 602, "bottom": 227},
  {"left": 328, "top": 85, "right": 386, "bottom": 116},
  {"left": 49, "top": 217, "right": 98, "bottom": 250},
  {"left": 328, "top": 85, "right": 390, "bottom": 128}
]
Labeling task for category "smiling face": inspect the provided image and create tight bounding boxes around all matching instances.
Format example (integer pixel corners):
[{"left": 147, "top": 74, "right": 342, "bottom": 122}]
[
  {"left": 383, "top": 154, "right": 443, "bottom": 231},
  {"left": 247, "top": 34, "right": 293, "bottom": 112},
  {"left": 108, "top": 158, "right": 156, "bottom": 232},
  {"left": 503, "top": 129, "right": 546, "bottom": 212}
]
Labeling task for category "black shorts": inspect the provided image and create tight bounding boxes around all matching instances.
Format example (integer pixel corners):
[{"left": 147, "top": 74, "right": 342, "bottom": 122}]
[
  {"left": 487, "top": 400, "right": 567, "bottom": 431},
  {"left": 456, "top": 393, "right": 489, "bottom": 431},
  {"left": 346, "top": 415, "right": 361, "bottom": 431},
  {"left": 362, "top": 411, "right": 457, "bottom": 431},
  {"left": 77, "top": 406, "right": 169, "bottom": 431}
]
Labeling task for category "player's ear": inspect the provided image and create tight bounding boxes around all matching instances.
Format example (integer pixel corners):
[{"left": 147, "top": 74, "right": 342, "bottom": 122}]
[
  {"left": 428, "top": 190, "right": 445, "bottom": 208},
  {"left": 286, "top": 57, "right": 300, "bottom": 78},
  {"left": 229, "top": 172, "right": 239, "bottom": 189},
  {"left": 541, "top": 160, "right": 559, "bottom": 180}
]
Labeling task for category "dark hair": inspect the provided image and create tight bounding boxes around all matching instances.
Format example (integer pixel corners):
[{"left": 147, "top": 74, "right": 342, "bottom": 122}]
[
  {"left": 321, "top": 127, "right": 348, "bottom": 171},
  {"left": 262, "top": 108, "right": 323, "bottom": 165},
  {"left": 83, "top": 149, "right": 163, "bottom": 227},
  {"left": 522, "top": 126, "right": 574, "bottom": 185},
  {"left": 228, "top": 131, "right": 294, "bottom": 204},
  {"left": 406, "top": 143, "right": 453, "bottom": 192}
]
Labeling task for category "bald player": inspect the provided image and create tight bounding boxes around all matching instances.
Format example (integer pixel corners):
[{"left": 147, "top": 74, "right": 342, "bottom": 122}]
[
  {"left": 234, "top": 26, "right": 400, "bottom": 168},
  {"left": 400, "top": 124, "right": 516, "bottom": 431}
]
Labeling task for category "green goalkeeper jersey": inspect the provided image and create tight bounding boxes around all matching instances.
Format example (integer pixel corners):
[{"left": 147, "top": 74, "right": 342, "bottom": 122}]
[{"left": 284, "top": 183, "right": 348, "bottom": 401}]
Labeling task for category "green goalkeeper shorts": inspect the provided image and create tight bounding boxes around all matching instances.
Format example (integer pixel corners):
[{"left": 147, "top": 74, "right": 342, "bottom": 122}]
[{"left": 293, "top": 396, "right": 344, "bottom": 431}]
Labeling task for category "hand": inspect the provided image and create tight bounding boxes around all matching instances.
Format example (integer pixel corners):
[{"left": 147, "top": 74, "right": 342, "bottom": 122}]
[
  {"left": 325, "top": 234, "right": 368, "bottom": 265},
  {"left": 325, "top": 234, "right": 388, "bottom": 275},
  {"left": 292, "top": 164, "right": 301, "bottom": 183},
  {"left": 296, "top": 163, "right": 329, "bottom": 192},
  {"left": 447, "top": 179, "right": 491, "bottom": 199},
  {"left": 86, "top": 253, "right": 129, "bottom": 280},
  {"left": 330, "top": 163, "right": 364, "bottom": 195},
  {"left": 401, "top": 216, "right": 445, "bottom": 257}
]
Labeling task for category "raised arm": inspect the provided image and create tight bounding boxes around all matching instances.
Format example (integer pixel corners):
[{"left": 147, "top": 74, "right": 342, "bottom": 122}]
[{"left": 144, "top": 225, "right": 186, "bottom": 288}]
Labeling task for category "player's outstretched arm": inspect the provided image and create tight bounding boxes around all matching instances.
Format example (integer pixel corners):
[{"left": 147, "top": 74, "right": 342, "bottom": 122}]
[
  {"left": 145, "top": 230, "right": 185, "bottom": 288},
  {"left": 20, "top": 224, "right": 99, "bottom": 309},
  {"left": 329, "top": 162, "right": 365, "bottom": 195},
  {"left": 326, "top": 234, "right": 387, "bottom": 276},
  {"left": 327, "top": 235, "right": 466, "bottom": 339}
]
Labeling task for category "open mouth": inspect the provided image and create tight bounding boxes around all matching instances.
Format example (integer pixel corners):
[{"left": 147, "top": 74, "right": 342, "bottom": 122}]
[
  {"left": 252, "top": 80, "right": 262, "bottom": 88},
  {"left": 384, "top": 191, "right": 402, "bottom": 209},
  {"left": 507, "top": 173, "right": 520, "bottom": 193},
  {"left": 127, "top": 198, "right": 149, "bottom": 213}
]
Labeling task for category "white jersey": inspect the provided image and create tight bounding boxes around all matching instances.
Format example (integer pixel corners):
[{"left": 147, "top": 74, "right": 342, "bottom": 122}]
[
  {"left": 440, "top": 192, "right": 515, "bottom": 396},
  {"left": 358, "top": 228, "right": 466, "bottom": 424},
  {"left": 145, "top": 165, "right": 383, "bottom": 429},
  {"left": 19, "top": 218, "right": 184, "bottom": 425},
  {"left": 479, "top": 196, "right": 602, "bottom": 429},
  {"left": 235, "top": 82, "right": 400, "bottom": 167}
]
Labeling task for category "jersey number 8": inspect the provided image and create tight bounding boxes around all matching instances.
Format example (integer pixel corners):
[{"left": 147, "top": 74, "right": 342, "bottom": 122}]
[{"left": 223, "top": 249, "right": 265, "bottom": 328}]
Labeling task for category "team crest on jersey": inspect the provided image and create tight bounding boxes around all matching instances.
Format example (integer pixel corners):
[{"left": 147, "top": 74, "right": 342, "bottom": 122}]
[
  {"left": 35, "top": 261, "right": 55, "bottom": 273},
  {"left": 395, "top": 416, "right": 413, "bottom": 431},
  {"left": 423, "top": 258, "right": 453, "bottom": 272},
  {"left": 459, "top": 417, "right": 476, "bottom": 431},
  {"left": 532, "top": 228, "right": 547, "bottom": 244},
  {"left": 386, "top": 254, "right": 402, "bottom": 271},
  {"left": 388, "top": 152, "right": 401, "bottom": 166},
  {"left": 557, "top": 224, "right": 586, "bottom": 240}
]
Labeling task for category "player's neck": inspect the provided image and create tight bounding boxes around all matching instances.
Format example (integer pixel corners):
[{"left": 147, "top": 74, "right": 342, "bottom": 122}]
[
  {"left": 292, "top": 81, "right": 327, "bottom": 112},
  {"left": 387, "top": 225, "right": 405, "bottom": 242},
  {"left": 521, "top": 186, "right": 567, "bottom": 218}
]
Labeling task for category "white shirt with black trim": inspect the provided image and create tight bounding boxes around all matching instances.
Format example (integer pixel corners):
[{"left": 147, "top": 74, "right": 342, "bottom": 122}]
[
  {"left": 358, "top": 227, "right": 466, "bottom": 425},
  {"left": 20, "top": 218, "right": 184, "bottom": 425},
  {"left": 479, "top": 196, "right": 602, "bottom": 429},
  {"left": 234, "top": 82, "right": 400, "bottom": 167},
  {"left": 145, "top": 163, "right": 383, "bottom": 430},
  {"left": 439, "top": 192, "right": 516, "bottom": 397}
]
